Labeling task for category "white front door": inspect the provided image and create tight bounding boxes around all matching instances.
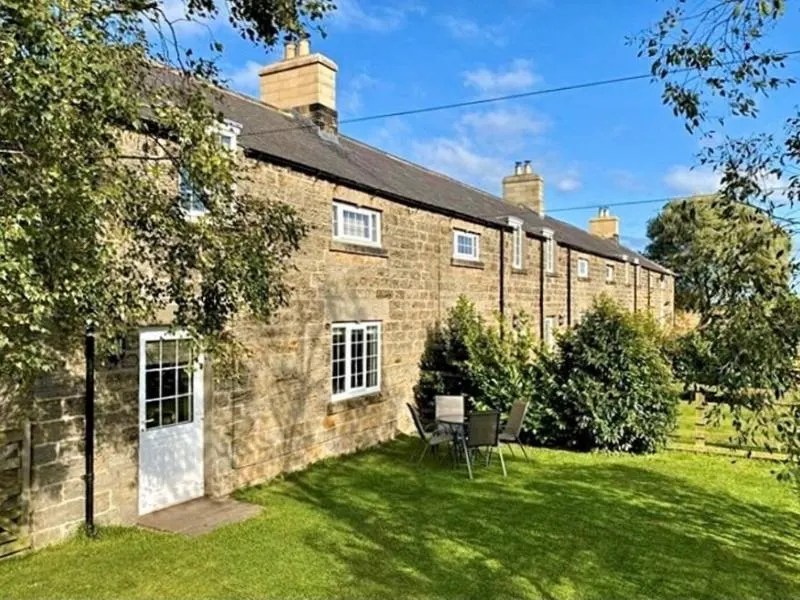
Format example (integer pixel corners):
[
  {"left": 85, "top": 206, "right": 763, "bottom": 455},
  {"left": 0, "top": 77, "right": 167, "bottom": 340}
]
[{"left": 138, "top": 330, "right": 205, "bottom": 515}]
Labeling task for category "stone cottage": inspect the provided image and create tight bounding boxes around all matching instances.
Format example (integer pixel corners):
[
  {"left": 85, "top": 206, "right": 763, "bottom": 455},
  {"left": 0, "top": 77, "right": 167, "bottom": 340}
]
[{"left": 0, "top": 41, "right": 674, "bottom": 551}]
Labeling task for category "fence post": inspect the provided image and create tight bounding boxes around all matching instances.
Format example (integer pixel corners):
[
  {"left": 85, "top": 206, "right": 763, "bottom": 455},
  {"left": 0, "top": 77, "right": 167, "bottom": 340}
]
[{"left": 693, "top": 390, "right": 706, "bottom": 449}]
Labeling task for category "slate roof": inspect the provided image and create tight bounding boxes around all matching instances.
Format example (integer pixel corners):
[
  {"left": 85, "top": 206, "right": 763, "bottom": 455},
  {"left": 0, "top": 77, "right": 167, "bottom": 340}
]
[{"left": 205, "top": 82, "right": 670, "bottom": 275}]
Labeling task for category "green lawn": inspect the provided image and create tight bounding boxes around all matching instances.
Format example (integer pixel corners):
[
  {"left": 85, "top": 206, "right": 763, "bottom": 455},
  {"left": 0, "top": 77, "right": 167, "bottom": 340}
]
[{"left": 1, "top": 438, "right": 799, "bottom": 599}]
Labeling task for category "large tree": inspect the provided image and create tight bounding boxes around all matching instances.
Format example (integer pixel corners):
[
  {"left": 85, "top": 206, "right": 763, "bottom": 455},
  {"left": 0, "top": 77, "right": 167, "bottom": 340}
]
[
  {"left": 645, "top": 196, "right": 791, "bottom": 314},
  {"left": 639, "top": 0, "right": 800, "bottom": 478},
  {"left": 0, "top": 0, "right": 333, "bottom": 391}
]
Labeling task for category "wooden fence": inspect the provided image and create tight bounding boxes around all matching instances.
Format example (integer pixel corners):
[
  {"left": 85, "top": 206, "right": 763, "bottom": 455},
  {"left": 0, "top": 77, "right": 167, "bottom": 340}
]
[
  {"left": 668, "top": 391, "right": 788, "bottom": 461},
  {"left": 0, "top": 424, "right": 31, "bottom": 558}
]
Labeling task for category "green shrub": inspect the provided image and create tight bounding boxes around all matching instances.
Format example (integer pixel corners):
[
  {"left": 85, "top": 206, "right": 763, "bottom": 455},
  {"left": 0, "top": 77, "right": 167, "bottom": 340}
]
[
  {"left": 465, "top": 312, "right": 545, "bottom": 437},
  {"left": 413, "top": 297, "right": 482, "bottom": 421},
  {"left": 537, "top": 297, "right": 679, "bottom": 453}
]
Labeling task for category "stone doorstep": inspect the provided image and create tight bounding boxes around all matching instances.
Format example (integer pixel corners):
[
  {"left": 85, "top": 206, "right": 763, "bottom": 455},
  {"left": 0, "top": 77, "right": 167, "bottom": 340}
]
[{"left": 137, "top": 497, "right": 263, "bottom": 537}]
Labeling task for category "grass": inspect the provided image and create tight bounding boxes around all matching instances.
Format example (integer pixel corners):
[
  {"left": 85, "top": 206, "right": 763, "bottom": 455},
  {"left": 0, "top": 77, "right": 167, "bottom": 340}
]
[
  {"left": 1, "top": 437, "right": 799, "bottom": 599},
  {"left": 670, "top": 401, "right": 789, "bottom": 451}
]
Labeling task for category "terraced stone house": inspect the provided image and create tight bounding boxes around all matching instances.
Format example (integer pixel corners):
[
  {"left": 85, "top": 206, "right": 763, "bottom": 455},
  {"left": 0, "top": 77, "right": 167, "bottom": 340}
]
[{"left": 0, "top": 41, "right": 674, "bottom": 552}]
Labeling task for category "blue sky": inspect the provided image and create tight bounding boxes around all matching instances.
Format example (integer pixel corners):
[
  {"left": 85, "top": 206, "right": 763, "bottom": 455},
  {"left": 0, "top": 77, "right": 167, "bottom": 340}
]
[{"left": 162, "top": 0, "right": 800, "bottom": 250}]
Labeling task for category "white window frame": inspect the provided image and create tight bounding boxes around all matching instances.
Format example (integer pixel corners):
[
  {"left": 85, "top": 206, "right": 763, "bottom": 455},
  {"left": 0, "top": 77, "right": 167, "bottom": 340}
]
[
  {"left": 542, "top": 229, "right": 555, "bottom": 274},
  {"left": 606, "top": 264, "right": 615, "bottom": 283},
  {"left": 508, "top": 217, "right": 524, "bottom": 270},
  {"left": 331, "top": 321, "right": 381, "bottom": 401},
  {"left": 453, "top": 230, "right": 480, "bottom": 261},
  {"left": 577, "top": 258, "right": 589, "bottom": 279},
  {"left": 543, "top": 316, "right": 556, "bottom": 350},
  {"left": 179, "top": 120, "right": 242, "bottom": 220},
  {"left": 332, "top": 201, "right": 382, "bottom": 247}
]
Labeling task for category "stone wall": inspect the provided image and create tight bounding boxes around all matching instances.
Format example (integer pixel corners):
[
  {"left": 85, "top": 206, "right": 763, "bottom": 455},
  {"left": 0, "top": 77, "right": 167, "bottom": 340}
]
[{"left": 2, "top": 148, "right": 675, "bottom": 551}]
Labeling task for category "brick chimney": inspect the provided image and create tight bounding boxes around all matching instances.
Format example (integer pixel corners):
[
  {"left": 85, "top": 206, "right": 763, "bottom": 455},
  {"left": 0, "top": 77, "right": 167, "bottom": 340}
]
[
  {"left": 502, "top": 160, "right": 544, "bottom": 215},
  {"left": 589, "top": 207, "right": 620, "bottom": 242},
  {"left": 258, "top": 38, "right": 338, "bottom": 132}
]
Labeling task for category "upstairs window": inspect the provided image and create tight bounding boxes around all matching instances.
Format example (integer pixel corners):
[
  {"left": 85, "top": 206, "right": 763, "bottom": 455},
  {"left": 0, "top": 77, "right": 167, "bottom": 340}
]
[
  {"left": 606, "top": 265, "right": 615, "bottom": 283},
  {"left": 509, "top": 217, "right": 524, "bottom": 270},
  {"left": 453, "top": 230, "right": 480, "bottom": 261},
  {"left": 543, "top": 236, "right": 556, "bottom": 274},
  {"left": 332, "top": 201, "right": 381, "bottom": 247},
  {"left": 577, "top": 258, "right": 589, "bottom": 279},
  {"left": 331, "top": 322, "right": 381, "bottom": 400},
  {"left": 179, "top": 120, "right": 241, "bottom": 219}
]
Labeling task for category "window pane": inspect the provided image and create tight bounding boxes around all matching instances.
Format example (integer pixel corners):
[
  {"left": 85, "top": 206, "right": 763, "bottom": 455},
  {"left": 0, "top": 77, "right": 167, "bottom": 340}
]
[
  {"left": 178, "top": 367, "right": 191, "bottom": 395},
  {"left": 332, "top": 327, "right": 347, "bottom": 395},
  {"left": 371, "top": 214, "right": 378, "bottom": 242},
  {"left": 161, "top": 340, "right": 177, "bottom": 368},
  {"left": 145, "top": 341, "right": 161, "bottom": 370},
  {"left": 161, "top": 398, "right": 177, "bottom": 426},
  {"left": 162, "top": 368, "right": 177, "bottom": 398},
  {"left": 177, "top": 340, "right": 192, "bottom": 366},
  {"left": 343, "top": 209, "right": 370, "bottom": 240},
  {"left": 177, "top": 395, "right": 192, "bottom": 423},
  {"left": 145, "top": 400, "right": 161, "bottom": 429},
  {"left": 350, "top": 328, "right": 364, "bottom": 389},
  {"left": 366, "top": 326, "right": 379, "bottom": 388},
  {"left": 145, "top": 370, "right": 161, "bottom": 400}
]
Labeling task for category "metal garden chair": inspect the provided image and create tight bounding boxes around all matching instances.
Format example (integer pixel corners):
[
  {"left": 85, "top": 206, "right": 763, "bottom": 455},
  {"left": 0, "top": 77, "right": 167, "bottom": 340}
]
[
  {"left": 407, "top": 403, "right": 451, "bottom": 463},
  {"left": 462, "top": 411, "right": 506, "bottom": 479},
  {"left": 499, "top": 400, "right": 530, "bottom": 461}
]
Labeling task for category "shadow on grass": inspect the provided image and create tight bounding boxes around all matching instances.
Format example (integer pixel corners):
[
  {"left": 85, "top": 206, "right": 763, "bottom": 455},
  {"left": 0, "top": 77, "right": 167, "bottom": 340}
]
[{"left": 240, "top": 436, "right": 800, "bottom": 600}]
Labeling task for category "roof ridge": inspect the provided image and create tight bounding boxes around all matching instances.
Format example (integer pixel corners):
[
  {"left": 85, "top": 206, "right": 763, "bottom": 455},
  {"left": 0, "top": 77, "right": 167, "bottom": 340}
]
[{"left": 340, "top": 135, "right": 503, "bottom": 203}]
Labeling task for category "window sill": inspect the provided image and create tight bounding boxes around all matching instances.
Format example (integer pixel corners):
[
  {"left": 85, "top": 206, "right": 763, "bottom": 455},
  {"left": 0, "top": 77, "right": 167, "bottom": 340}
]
[
  {"left": 545, "top": 271, "right": 559, "bottom": 278},
  {"left": 329, "top": 241, "right": 388, "bottom": 258},
  {"left": 511, "top": 268, "right": 529, "bottom": 275},
  {"left": 605, "top": 281, "right": 616, "bottom": 286},
  {"left": 451, "top": 258, "right": 485, "bottom": 269},
  {"left": 328, "top": 391, "right": 384, "bottom": 415},
  {"left": 577, "top": 276, "right": 590, "bottom": 281}
]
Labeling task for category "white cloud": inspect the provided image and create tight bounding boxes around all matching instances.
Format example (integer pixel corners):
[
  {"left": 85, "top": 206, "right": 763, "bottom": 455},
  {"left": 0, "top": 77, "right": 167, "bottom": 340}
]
[
  {"left": 154, "top": 0, "right": 223, "bottom": 38},
  {"left": 437, "top": 15, "right": 505, "bottom": 45},
  {"left": 331, "top": 0, "right": 425, "bottom": 32},
  {"left": 411, "top": 137, "right": 507, "bottom": 191},
  {"left": 555, "top": 170, "right": 582, "bottom": 192},
  {"left": 459, "top": 107, "right": 549, "bottom": 141},
  {"left": 664, "top": 165, "right": 721, "bottom": 195},
  {"left": 340, "top": 73, "right": 379, "bottom": 115},
  {"left": 225, "top": 60, "right": 263, "bottom": 97},
  {"left": 463, "top": 59, "right": 541, "bottom": 95}
]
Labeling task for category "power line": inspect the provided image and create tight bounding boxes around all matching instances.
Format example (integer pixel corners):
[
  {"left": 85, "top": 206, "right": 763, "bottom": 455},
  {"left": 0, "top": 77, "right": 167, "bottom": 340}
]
[
  {"left": 237, "top": 49, "right": 800, "bottom": 139},
  {"left": 547, "top": 187, "right": 793, "bottom": 217}
]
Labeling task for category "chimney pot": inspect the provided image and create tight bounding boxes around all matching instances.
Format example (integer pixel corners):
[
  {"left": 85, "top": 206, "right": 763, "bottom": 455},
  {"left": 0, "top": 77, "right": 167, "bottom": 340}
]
[
  {"left": 523, "top": 160, "right": 532, "bottom": 175},
  {"left": 284, "top": 41, "right": 297, "bottom": 60},
  {"left": 298, "top": 38, "right": 310, "bottom": 56},
  {"left": 514, "top": 161, "right": 522, "bottom": 175}
]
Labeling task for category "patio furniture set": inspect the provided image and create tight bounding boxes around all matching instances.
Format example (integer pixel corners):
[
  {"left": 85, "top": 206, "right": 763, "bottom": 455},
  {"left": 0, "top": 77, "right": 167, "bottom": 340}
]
[{"left": 407, "top": 396, "right": 530, "bottom": 480}]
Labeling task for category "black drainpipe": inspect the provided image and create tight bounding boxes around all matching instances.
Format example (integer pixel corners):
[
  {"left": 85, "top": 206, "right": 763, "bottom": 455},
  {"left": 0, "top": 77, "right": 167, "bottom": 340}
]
[
  {"left": 83, "top": 324, "right": 96, "bottom": 537},
  {"left": 566, "top": 248, "right": 573, "bottom": 327},
  {"left": 539, "top": 240, "right": 545, "bottom": 339},
  {"left": 499, "top": 229, "right": 506, "bottom": 321}
]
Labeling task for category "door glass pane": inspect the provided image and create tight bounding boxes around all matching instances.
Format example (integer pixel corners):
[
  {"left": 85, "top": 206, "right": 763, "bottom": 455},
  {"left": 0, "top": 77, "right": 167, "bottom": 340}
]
[
  {"left": 145, "top": 400, "right": 161, "bottom": 429},
  {"left": 162, "top": 369, "right": 177, "bottom": 398},
  {"left": 177, "top": 395, "right": 192, "bottom": 423},
  {"left": 177, "top": 340, "right": 193, "bottom": 366},
  {"left": 145, "top": 341, "right": 161, "bottom": 370},
  {"left": 145, "top": 371, "right": 161, "bottom": 400},
  {"left": 161, "top": 340, "right": 177, "bottom": 368},
  {"left": 366, "top": 326, "right": 378, "bottom": 388},
  {"left": 161, "top": 398, "right": 177, "bottom": 426},
  {"left": 178, "top": 367, "right": 191, "bottom": 395}
]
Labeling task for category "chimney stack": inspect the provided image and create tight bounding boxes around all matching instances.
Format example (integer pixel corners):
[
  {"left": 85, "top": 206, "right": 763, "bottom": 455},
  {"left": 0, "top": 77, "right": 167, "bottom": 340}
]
[
  {"left": 588, "top": 206, "right": 620, "bottom": 242},
  {"left": 259, "top": 38, "right": 339, "bottom": 132},
  {"left": 503, "top": 160, "right": 544, "bottom": 215}
]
